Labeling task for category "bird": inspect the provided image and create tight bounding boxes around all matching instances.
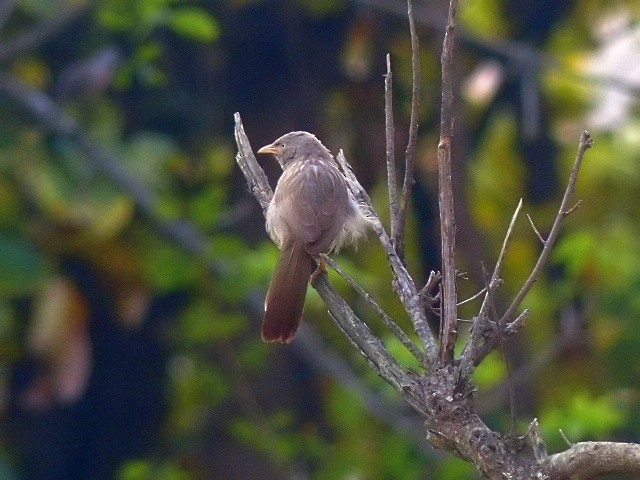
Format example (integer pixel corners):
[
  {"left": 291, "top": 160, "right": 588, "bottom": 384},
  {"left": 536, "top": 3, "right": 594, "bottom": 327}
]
[{"left": 257, "top": 131, "right": 370, "bottom": 343}]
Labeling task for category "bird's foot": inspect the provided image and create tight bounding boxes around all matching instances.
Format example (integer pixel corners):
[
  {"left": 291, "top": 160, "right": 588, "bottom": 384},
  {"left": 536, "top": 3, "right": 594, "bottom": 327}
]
[{"left": 310, "top": 258, "right": 327, "bottom": 284}]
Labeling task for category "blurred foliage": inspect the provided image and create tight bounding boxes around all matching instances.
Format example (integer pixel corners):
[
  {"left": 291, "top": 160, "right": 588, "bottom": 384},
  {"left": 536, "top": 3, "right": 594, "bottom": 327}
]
[{"left": 0, "top": 0, "right": 639, "bottom": 479}]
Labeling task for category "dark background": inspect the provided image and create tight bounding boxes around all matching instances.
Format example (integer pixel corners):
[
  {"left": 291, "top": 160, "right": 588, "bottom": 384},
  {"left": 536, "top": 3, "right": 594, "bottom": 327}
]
[{"left": 1, "top": 0, "right": 639, "bottom": 478}]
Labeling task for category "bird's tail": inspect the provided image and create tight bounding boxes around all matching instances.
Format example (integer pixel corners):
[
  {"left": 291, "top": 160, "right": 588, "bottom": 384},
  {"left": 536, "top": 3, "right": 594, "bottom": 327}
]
[{"left": 262, "top": 241, "right": 314, "bottom": 343}]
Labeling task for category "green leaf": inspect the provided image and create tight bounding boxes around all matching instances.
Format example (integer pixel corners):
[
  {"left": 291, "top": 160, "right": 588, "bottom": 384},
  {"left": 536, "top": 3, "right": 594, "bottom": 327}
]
[{"left": 169, "top": 8, "right": 220, "bottom": 43}]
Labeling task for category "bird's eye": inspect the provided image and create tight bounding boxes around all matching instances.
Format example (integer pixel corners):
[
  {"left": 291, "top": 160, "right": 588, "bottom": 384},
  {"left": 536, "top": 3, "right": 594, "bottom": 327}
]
[{"left": 280, "top": 143, "right": 285, "bottom": 148}]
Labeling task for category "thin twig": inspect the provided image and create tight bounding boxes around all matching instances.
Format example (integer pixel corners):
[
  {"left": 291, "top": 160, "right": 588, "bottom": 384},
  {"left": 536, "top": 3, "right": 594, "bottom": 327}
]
[
  {"left": 312, "top": 274, "right": 414, "bottom": 391},
  {"left": 352, "top": 0, "right": 640, "bottom": 100},
  {"left": 393, "top": 0, "right": 420, "bottom": 261},
  {"left": 558, "top": 429, "right": 573, "bottom": 448},
  {"left": 437, "top": 0, "right": 459, "bottom": 363},
  {"left": 499, "top": 132, "right": 592, "bottom": 325},
  {"left": 385, "top": 53, "right": 399, "bottom": 238},
  {"left": 565, "top": 199, "right": 583, "bottom": 216},
  {"left": 336, "top": 151, "right": 438, "bottom": 364},
  {"left": 526, "top": 213, "right": 545, "bottom": 244},
  {"left": 422, "top": 270, "right": 441, "bottom": 295},
  {"left": 460, "top": 199, "right": 522, "bottom": 375},
  {"left": 321, "top": 253, "right": 425, "bottom": 365},
  {"left": 457, "top": 287, "right": 487, "bottom": 306}
]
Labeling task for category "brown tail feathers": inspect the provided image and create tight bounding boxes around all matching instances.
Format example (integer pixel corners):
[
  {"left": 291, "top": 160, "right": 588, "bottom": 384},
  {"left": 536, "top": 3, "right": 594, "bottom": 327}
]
[{"left": 262, "top": 242, "right": 314, "bottom": 343}]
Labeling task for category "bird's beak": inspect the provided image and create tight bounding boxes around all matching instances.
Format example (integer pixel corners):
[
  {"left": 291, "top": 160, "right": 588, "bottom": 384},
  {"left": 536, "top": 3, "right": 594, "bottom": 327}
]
[{"left": 257, "top": 144, "right": 282, "bottom": 155}]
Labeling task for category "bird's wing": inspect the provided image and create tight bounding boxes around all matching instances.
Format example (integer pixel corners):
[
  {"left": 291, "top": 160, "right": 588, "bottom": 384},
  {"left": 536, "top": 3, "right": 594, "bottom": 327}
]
[{"left": 274, "top": 161, "right": 348, "bottom": 253}]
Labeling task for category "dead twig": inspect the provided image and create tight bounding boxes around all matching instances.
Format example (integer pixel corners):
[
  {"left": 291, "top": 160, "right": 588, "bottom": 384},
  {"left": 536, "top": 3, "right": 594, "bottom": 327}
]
[
  {"left": 393, "top": 0, "right": 420, "bottom": 261},
  {"left": 384, "top": 53, "right": 399, "bottom": 238},
  {"left": 460, "top": 199, "right": 522, "bottom": 374},
  {"left": 499, "top": 132, "right": 592, "bottom": 326},
  {"left": 321, "top": 253, "right": 425, "bottom": 365},
  {"left": 526, "top": 213, "right": 545, "bottom": 244}
]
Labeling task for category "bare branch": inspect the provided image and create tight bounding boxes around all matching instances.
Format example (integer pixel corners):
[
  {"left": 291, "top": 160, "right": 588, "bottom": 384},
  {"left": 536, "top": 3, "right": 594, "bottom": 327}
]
[
  {"left": 458, "top": 199, "right": 522, "bottom": 373},
  {"left": 336, "top": 151, "right": 438, "bottom": 364},
  {"left": 526, "top": 418, "right": 548, "bottom": 462},
  {"left": 457, "top": 287, "right": 486, "bottom": 306},
  {"left": 480, "top": 199, "right": 522, "bottom": 318},
  {"left": 565, "top": 199, "right": 583, "bottom": 216},
  {"left": 393, "top": 0, "right": 420, "bottom": 261},
  {"left": 437, "top": 0, "right": 459, "bottom": 363},
  {"left": 421, "top": 270, "right": 441, "bottom": 297},
  {"left": 311, "top": 273, "right": 415, "bottom": 391},
  {"left": 559, "top": 429, "right": 573, "bottom": 448},
  {"left": 384, "top": 54, "right": 399, "bottom": 238},
  {"left": 234, "top": 112, "right": 272, "bottom": 213},
  {"left": 544, "top": 442, "right": 640, "bottom": 479},
  {"left": 500, "top": 132, "right": 593, "bottom": 326},
  {"left": 320, "top": 253, "right": 425, "bottom": 365},
  {"left": 292, "top": 326, "right": 427, "bottom": 450}
]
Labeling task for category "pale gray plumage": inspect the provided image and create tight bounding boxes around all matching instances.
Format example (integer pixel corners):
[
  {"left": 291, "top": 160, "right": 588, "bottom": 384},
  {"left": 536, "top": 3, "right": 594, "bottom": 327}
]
[{"left": 258, "top": 131, "right": 369, "bottom": 342}]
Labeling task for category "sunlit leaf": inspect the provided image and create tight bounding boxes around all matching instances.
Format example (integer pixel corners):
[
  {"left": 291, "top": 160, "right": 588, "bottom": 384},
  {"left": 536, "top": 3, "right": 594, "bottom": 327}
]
[{"left": 168, "top": 8, "right": 220, "bottom": 43}]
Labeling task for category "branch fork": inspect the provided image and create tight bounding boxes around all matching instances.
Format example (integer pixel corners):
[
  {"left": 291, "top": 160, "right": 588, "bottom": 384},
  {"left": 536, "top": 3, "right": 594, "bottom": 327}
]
[{"left": 231, "top": 0, "right": 637, "bottom": 477}]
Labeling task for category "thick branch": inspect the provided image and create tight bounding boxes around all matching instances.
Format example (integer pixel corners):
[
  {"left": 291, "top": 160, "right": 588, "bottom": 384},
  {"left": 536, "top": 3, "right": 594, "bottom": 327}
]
[
  {"left": 437, "top": 0, "right": 459, "bottom": 363},
  {"left": 544, "top": 442, "right": 640, "bottom": 479},
  {"left": 234, "top": 112, "right": 272, "bottom": 213}
]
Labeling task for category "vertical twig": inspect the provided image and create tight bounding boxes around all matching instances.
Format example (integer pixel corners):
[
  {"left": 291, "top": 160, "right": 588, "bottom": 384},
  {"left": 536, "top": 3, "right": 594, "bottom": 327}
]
[
  {"left": 438, "top": 0, "right": 459, "bottom": 363},
  {"left": 459, "top": 200, "right": 522, "bottom": 376},
  {"left": 393, "top": 0, "right": 420, "bottom": 261},
  {"left": 499, "top": 131, "right": 592, "bottom": 326},
  {"left": 385, "top": 53, "right": 399, "bottom": 237}
]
